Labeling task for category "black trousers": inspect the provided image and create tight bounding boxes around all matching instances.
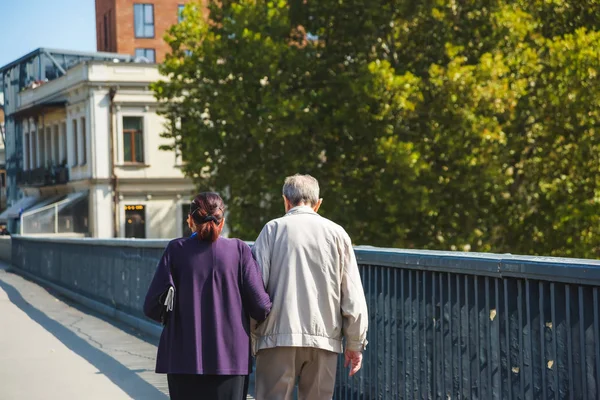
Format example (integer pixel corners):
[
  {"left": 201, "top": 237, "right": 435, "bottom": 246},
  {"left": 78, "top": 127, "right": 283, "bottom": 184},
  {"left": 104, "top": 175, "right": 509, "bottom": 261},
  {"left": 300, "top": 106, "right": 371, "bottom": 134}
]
[{"left": 167, "top": 374, "right": 249, "bottom": 400}]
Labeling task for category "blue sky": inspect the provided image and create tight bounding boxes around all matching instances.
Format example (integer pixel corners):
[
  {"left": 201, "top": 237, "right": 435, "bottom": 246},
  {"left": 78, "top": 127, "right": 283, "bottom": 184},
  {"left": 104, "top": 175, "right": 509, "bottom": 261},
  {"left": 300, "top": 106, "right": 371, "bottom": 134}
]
[{"left": 0, "top": 0, "right": 96, "bottom": 68}]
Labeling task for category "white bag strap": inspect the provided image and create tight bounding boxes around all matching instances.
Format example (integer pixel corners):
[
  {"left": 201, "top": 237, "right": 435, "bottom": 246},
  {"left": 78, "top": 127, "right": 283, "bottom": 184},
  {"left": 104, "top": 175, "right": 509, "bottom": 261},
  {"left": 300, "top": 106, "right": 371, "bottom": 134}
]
[{"left": 163, "top": 286, "right": 175, "bottom": 312}]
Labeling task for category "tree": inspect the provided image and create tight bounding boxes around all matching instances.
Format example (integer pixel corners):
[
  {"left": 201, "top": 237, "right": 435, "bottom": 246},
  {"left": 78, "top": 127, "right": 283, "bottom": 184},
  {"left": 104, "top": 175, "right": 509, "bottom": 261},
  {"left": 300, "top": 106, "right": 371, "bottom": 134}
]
[{"left": 154, "top": 0, "right": 600, "bottom": 257}]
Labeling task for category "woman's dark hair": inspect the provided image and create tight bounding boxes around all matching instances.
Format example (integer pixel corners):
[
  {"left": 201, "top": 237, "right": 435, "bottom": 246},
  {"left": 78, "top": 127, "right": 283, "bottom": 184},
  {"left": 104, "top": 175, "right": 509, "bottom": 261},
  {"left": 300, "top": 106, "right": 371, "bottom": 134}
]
[{"left": 189, "top": 192, "right": 225, "bottom": 242}]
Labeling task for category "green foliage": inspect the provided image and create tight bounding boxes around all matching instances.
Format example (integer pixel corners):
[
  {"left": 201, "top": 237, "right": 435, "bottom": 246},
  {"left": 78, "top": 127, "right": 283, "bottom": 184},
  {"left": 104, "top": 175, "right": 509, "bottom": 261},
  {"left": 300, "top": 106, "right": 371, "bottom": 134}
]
[{"left": 154, "top": 0, "right": 600, "bottom": 257}]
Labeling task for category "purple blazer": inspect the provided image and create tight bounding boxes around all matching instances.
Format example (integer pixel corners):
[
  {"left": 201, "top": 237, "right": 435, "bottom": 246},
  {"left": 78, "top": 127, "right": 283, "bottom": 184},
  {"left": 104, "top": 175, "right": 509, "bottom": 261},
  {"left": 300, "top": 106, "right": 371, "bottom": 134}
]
[{"left": 144, "top": 237, "right": 272, "bottom": 375}]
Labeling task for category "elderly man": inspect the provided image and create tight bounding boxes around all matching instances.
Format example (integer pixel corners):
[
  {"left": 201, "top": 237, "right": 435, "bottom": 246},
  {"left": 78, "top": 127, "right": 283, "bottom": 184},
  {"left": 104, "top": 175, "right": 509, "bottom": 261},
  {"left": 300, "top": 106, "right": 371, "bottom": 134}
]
[{"left": 252, "top": 174, "right": 369, "bottom": 400}]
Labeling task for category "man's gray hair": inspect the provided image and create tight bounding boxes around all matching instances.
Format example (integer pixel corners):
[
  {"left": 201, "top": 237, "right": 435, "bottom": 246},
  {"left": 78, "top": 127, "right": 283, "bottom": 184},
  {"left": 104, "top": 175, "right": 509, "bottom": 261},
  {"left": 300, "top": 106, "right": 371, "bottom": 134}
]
[{"left": 282, "top": 174, "right": 320, "bottom": 206}]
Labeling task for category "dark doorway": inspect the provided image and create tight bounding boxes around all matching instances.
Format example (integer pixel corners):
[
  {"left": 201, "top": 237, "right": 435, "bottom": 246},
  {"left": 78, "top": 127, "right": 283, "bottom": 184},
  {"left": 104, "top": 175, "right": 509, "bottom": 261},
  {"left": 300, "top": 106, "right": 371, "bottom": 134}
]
[
  {"left": 125, "top": 205, "right": 146, "bottom": 238},
  {"left": 182, "top": 206, "right": 191, "bottom": 237}
]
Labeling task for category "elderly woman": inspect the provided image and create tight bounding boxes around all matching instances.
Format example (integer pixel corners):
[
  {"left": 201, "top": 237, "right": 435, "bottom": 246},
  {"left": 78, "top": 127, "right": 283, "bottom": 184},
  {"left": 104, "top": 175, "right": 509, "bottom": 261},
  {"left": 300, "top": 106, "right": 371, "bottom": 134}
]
[{"left": 144, "top": 192, "right": 271, "bottom": 400}]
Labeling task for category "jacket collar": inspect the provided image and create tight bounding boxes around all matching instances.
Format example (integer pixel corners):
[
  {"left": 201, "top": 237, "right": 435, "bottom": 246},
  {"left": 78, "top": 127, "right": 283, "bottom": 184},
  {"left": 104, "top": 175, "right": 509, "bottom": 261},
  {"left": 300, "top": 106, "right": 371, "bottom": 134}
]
[{"left": 285, "top": 205, "right": 317, "bottom": 217}]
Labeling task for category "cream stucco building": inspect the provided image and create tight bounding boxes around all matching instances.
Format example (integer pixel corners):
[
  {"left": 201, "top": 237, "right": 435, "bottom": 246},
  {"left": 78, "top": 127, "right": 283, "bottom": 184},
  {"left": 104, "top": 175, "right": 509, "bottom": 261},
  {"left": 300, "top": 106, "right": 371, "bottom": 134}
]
[{"left": 0, "top": 51, "right": 194, "bottom": 238}]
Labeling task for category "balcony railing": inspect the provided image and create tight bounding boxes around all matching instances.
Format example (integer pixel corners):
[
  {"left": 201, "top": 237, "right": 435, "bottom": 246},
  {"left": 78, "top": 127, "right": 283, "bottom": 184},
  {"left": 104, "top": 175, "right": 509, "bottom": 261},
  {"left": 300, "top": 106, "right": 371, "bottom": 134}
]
[{"left": 18, "top": 165, "right": 69, "bottom": 187}]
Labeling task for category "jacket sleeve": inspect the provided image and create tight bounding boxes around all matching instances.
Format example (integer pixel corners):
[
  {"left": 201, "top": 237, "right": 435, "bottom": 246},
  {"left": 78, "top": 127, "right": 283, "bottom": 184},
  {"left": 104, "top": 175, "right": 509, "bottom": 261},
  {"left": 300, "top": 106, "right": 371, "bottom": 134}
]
[
  {"left": 240, "top": 241, "right": 272, "bottom": 322},
  {"left": 143, "top": 242, "right": 175, "bottom": 323},
  {"left": 251, "top": 224, "right": 272, "bottom": 288},
  {"left": 340, "top": 232, "right": 369, "bottom": 352}
]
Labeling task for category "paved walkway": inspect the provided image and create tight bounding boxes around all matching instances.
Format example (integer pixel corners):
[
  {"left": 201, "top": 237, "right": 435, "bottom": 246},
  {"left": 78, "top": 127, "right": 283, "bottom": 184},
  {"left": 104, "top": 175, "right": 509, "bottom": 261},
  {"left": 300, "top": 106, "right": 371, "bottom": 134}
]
[
  {"left": 0, "top": 262, "right": 169, "bottom": 399},
  {"left": 0, "top": 262, "right": 260, "bottom": 399},
  {"left": 0, "top": 262, "right": 167, "bottom": 399},
  {"left": 0, "top": 262, "right": 258, "bottom": 399}
]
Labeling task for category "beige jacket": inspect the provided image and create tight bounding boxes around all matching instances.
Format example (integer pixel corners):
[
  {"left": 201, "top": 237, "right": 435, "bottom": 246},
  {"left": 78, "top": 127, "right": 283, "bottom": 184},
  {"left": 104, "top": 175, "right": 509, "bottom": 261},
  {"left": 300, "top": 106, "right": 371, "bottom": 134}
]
[{"left": 251, "top": 206, "right": 368, "bottom": 354}]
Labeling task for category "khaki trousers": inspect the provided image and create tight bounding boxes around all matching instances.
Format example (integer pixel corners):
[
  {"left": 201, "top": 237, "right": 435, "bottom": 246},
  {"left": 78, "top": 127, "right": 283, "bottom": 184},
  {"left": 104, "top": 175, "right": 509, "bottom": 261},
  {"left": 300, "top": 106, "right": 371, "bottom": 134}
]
[{"left": 255, "top": 347, "right": 338, "bottom": 400}]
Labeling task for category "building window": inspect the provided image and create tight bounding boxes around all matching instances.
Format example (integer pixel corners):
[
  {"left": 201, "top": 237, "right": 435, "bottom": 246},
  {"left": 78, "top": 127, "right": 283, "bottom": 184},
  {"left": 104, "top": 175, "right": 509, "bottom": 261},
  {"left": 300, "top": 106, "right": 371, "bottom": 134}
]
[
  {"left": 135, "top": 48, "right": 156, "bottom": 63},
  {"left": 178, "top": 4, "right": 185, "bottom": 23},
  {"left": 134, "top": 4, "right": 154, "bottom": 38},
  {"left": 45, "top": 126, "right": 52, "bottom": 165},
  {"left": 61, "top": 122, "right": 67, "bottom": 164},
  {"left": 24, "top": 133, "right": 30, "bottom": 170},
  {"left": 123, "top": 116, "right": 144, "bottom": 163},
  {"left": 39, "top": 128, "right": 46, "bottom": 167},
  {"left": 72, "top": 119, "right": 79, "bottom": 166},
  {"left": 53, "top": 125, "right": 60, "bottom": 163},
  {"left": 125, "top": 204, "right": 146, "bottom": 238},
  {"left": 80, "top": 117, "right": 87, "bottom": 165},
  {"left": 31, "top": 130, "right": 37, "bottom": 168}
]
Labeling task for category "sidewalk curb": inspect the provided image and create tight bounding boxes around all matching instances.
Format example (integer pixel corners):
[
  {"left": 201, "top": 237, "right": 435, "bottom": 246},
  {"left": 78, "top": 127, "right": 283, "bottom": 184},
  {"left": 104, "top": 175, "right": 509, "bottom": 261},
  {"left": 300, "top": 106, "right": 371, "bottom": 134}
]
[{"left": 7, "top": 264, "right": 163, "bottom": 339}]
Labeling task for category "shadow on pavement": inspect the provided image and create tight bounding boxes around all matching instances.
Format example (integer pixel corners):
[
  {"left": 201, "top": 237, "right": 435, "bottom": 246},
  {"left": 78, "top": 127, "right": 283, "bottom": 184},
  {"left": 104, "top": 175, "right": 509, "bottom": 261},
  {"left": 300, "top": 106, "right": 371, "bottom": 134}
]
[
  {"left": 0, "top": 279, "right": 168, "bottom": 400},
  {"left": 13, "top": 268, "right": 160, "bottom": 347}
]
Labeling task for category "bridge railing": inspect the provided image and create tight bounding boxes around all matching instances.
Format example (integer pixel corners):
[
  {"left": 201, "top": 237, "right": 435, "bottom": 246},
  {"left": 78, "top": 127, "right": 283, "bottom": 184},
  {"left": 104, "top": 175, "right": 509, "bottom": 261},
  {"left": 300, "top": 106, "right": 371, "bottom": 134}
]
[{"left": 11, "top": 235, "right": 600, "bottom": 399}]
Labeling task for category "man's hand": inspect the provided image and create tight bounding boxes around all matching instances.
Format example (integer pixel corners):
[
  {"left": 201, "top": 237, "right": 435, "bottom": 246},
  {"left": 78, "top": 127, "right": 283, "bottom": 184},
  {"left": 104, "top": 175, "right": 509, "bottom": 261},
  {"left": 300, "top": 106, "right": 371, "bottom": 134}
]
[{"left": 344, "top": 350, "right": 363, "bottom": 377}]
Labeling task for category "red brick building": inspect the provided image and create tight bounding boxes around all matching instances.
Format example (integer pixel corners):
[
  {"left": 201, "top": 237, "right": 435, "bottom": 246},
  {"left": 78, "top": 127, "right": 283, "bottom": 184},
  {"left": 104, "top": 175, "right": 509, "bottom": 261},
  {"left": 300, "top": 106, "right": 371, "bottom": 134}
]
[{"left": 95, "top": 0, "right": 200, "bottom": 63}]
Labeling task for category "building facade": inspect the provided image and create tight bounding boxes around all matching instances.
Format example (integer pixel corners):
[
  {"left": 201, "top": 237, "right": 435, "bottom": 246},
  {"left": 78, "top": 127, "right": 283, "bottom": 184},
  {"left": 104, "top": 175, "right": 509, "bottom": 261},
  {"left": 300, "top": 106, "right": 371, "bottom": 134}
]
[
  {"left": 0, "top": 49, "right": 133, "bottom": 231},
  {"left": 0, "top": 94, "right": 6, "bottom": 211},
  {"left": 0, "top": 51, "right": 194, "bottom": 238},
  {"left": 95, "top": 0, "right": 201, "bottom": 63}
]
